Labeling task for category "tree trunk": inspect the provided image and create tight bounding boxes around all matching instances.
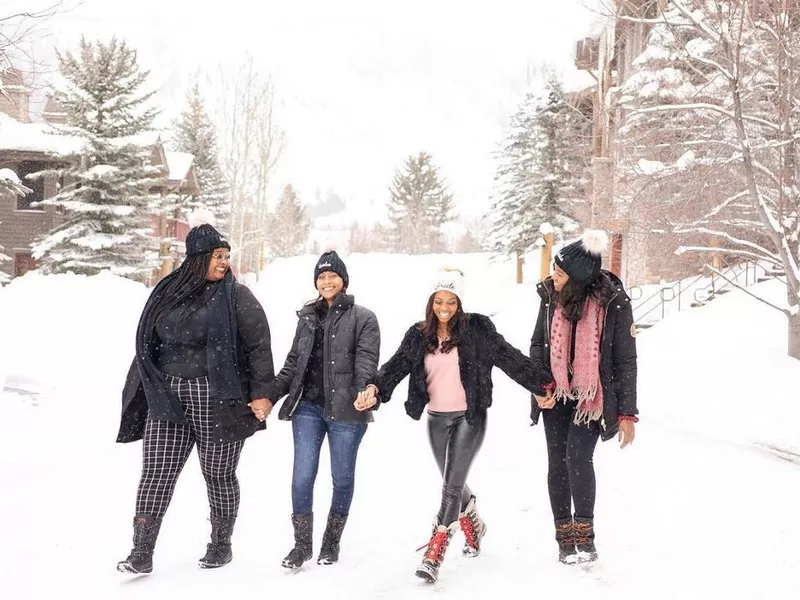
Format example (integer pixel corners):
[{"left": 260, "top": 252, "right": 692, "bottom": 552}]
[{"left": 788, "top": 309, "right": 800, "bottom": 360}]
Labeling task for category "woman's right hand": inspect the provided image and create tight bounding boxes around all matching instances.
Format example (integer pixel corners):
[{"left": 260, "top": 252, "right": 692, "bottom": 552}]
[
  {"left": 354, "top": 385, "right": 377, "bottom": 411},
  {"left": 535, "top": 391, "right": 556, "bottom": 410}
]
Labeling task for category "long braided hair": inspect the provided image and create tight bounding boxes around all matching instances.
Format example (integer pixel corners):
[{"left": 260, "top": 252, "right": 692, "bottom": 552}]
[{"left": 148, "top": 253, "right": 214, "bottom": 328}]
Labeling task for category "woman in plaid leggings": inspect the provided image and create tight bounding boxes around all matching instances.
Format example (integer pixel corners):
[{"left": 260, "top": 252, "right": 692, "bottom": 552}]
[{"left": 116, "top": 222, "right": 274, "bottom": 574}]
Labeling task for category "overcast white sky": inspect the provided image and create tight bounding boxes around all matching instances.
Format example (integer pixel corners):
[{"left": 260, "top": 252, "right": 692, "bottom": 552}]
[{"left": 19, "top": 0, "right": 604, "bottom": 220}]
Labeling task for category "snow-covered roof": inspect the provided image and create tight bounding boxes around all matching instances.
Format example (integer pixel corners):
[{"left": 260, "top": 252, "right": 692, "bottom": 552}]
[
  {"left": 164, "top": 151, "right": 194, "bottom": 182},
  {"left": 0, "top": 114, "right": 83, "bottom": 156}
]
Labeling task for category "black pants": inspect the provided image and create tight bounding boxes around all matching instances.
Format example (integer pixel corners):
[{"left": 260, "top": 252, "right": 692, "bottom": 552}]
[
  {"left": 427, "top": 410, "right": 486, "bottom": 526},
  {"left": 542, "top": 399, "right": 600, "bottom": 521},
  {"left": 135, "top": 375, "right": 245, "bottom": 520}
]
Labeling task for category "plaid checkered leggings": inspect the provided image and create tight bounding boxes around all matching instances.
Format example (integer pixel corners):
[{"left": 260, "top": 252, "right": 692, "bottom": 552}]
[{"left": 135, "top": 375, "right": 245, "bottom": 519}]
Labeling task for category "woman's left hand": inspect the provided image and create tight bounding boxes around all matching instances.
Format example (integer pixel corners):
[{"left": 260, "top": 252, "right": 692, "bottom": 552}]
[
  {"left": 249, "top": 398, "right": 273, "bottom": 421},
  {"left": 618, "top": 420, "right": 635, "bottom": 449}
]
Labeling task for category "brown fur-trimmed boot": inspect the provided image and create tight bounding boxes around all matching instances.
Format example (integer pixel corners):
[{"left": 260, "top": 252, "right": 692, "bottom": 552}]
[
  {"left": 573, "top": 517, "right": 598, "bottom": 563},
  {"left": 555, "top": 517, "right": 577, "bottom": 564}
]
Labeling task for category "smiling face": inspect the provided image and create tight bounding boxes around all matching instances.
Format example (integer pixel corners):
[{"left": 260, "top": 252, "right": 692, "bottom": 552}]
[
  {"left": 432, "top": 290, "right": 459, "bottom": 328},
  {"left": 552, "top": 263, "right": 570, "bottom": 293},
  {"left": 317, "top": 270, "right": 344, "bottom": 303},
  {"left": 206, "top": 248, "right": 230, "bottom": 281}
]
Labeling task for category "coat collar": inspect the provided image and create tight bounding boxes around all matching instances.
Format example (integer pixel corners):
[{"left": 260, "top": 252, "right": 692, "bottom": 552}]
[
  {"left": 297, "top": 293, "right": 355, "bottom": 318},
  {"left": 536, "top": 271, "right": 630, "bottom": 305}
]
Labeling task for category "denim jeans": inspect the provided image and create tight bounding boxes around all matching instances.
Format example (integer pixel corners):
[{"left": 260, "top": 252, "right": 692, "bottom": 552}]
[{"left": 291, "top": 401, "right": 367, "bottom": 516}]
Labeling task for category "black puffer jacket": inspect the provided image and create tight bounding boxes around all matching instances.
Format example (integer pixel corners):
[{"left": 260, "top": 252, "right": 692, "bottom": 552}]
[
  {"left": 268, "top": 294, "right": 381, "bottom": 423},
  {"left": 372, "top": 313, "right": 549, "bottom": 425},
  {"left": 529, "top": 271, "right": 638, "bottom": 441}
]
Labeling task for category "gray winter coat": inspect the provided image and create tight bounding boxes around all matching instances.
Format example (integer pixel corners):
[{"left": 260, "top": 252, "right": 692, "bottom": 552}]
[{"left": 268, "top": 294, "right": 381, "bottom": 423}]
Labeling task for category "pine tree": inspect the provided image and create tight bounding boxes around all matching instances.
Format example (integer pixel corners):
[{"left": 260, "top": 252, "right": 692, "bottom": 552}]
[
  {"left": 487, "top": 73, "right": 582, "bottom": 256},
  {"left": 32, "top": 37, "right": 164, "bottom": 277},
  {"left": 171, "top": 83, "right": 229, "bottom": 226},
  {"left": 387, "top": 151, "right": 455, "bottom": 253},
  {"left": 266, "top": 184, "right": 310, "bottom": 258}
]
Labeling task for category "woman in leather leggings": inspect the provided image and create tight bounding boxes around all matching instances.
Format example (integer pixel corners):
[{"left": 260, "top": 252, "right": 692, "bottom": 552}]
[{"left": 356, "top": 268, "right": 550, "bottom": 583}]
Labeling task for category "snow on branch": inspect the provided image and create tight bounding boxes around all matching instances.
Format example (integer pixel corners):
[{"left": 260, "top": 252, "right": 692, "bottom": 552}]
[
  {"left": 626, "top": 103, "right": 780, "bottom": 132},
  {"left": 682, "top": 190, "right": 750, "bottom": 224},
  {"left": 675, "top": 244, "right": 782, "bottom": 266},
  {"left": 671, "top": 0, "right": 725, "bottom": 45},
  {"left": 673, "top": 227, "right": 782, "bottom": 262}
]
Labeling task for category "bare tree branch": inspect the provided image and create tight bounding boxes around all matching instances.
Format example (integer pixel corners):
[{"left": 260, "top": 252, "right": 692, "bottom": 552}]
[{"left": 626, "top": 103, "right": 780, "bottom": 131}]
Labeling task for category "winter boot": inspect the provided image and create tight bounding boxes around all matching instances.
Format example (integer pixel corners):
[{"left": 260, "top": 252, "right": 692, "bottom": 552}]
[
  {"left": 459, "top": 496, "right": 487, "bottom": 557},
  {"left": 198, "top": 516, "right": 236, "bottom": 569},
  {"left": 555, "top": 517, "right": 577, "bottom": 564},
  {"left": 573, "top": 517, "right": 597, "bottom": 563},
  {"left": 317, "top": 511, "right": 348, "bottom": 565},
  {"left": 117, "top": 514, "right": 162, "bottom": 574},
  {"left": 415, "top": 522, "right": 458, "bottom": 583},
  {"left": 281, "top": 513, "right": 313, "bottom": 570}
]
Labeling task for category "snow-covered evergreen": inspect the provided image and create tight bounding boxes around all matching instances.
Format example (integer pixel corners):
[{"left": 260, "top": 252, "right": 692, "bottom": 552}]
[
  {"left": 487, "top": 73, "right": 582, "bottom": 256},
  {"left": 266, "top": 184, "right": 310, "bottom": 258},
  {"left": 31, "top": 36, "right": 164, "bottom": 278},
  {"left": 387, "top": 151, "right": 456, "bottom": 253},
  {"left": 171, "top": 83, "right": 229, "bottom": 227}
]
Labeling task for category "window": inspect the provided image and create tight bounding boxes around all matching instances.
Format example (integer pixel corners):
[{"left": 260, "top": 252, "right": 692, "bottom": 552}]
[{"left": 15, "top": 162, "right": 46, "bottom": 211}]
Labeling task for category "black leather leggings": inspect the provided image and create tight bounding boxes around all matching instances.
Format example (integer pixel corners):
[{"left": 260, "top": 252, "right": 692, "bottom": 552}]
[{"left": 427, "top": 409, "right": 487, "bottom": 526}]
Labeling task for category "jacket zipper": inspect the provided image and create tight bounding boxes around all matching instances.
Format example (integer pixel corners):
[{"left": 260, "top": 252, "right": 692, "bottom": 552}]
[
  {"left": 597, "top": 289, "right": 619, "bottom": 432},
  {"left": 287, "top": 315, "right": 316, "bottom": 417}
]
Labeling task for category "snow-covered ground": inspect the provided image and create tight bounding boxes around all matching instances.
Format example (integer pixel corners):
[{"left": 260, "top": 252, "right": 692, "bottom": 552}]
[{"left": 1, "top": 253, "right": 798, "bottom": 599}]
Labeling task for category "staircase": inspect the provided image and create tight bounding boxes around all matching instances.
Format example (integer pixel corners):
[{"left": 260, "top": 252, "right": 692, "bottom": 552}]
[{"left": 631, "top": 261, "right": 786, "bottom": 331}]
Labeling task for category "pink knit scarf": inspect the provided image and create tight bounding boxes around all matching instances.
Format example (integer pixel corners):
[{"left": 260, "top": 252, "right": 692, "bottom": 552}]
[{"left": 549, "top": 297, "right": 605, "bottom": 425}]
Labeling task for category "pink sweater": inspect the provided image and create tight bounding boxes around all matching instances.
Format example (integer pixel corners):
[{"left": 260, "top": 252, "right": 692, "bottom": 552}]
[{"left": 424, "top": 343, "right": 468, "bottom": 412}]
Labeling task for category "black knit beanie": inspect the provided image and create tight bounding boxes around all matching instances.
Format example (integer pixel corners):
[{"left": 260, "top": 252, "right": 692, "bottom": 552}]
[
  {"left": 553, "top": 229, "right": 609, "bottom": 285},
  {"left": 185, "top": 224, "right": 231, "bottom": 256},
  {"left": 314, "top": 250, "right": 349, "bottom": 289}
]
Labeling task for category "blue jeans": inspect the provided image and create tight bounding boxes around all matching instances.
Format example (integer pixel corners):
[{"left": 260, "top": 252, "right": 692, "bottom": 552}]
[{"left": 291, "top": 401, "right": 367, "bottom": 516}]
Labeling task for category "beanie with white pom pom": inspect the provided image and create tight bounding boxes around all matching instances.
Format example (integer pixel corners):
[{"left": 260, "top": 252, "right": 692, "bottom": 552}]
[{"left": 553, "top": 229, "right": 608, "bottom": 285}]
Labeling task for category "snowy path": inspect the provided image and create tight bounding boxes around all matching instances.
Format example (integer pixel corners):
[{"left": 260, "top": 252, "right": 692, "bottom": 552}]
[{"left": 2, "top": 375, "right": 797, "bottom": 600}]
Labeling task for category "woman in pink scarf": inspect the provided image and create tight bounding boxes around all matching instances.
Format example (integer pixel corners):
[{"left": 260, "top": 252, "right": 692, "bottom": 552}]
[{"left": 529, "top": 229, "right": 638, "bottom": 565}]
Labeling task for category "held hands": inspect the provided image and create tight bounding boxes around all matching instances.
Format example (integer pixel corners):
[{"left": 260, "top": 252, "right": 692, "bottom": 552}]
[
  {"left": 354, "top": 385, "right": 378, "bottom": 411},
  {"left": 248, "top": 398, "right": 273, "bottom": 422},
  {"left": 535, "top": 390, "right": 556, "bottom": 410}
]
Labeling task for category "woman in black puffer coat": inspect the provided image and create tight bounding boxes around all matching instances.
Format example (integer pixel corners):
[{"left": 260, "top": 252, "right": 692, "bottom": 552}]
[
  {"left": 529, "top": 230, "right": 638, "bottom": 565},
  {"left": 264, "top": 251, "right": 380, "bottom": 571}
]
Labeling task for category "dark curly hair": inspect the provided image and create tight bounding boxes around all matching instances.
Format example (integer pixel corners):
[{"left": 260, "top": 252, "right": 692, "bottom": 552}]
[
  {"left": 419, "top": 292, "right": 467, "bottom": 354},
  {"left": 556, "top": 271, "right": 614, "bottom": 322}
]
